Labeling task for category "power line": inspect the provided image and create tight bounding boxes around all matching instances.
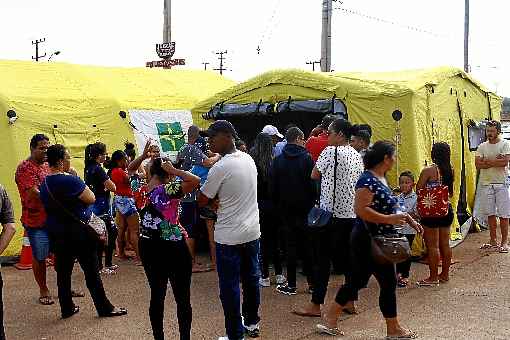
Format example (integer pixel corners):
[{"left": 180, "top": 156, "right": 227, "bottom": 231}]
[
  {"left": 334, "top": 6, "right": 452, "bottom": 39},
  {"left": 256, "top": 0, "right": 283, "bottom": 55}
]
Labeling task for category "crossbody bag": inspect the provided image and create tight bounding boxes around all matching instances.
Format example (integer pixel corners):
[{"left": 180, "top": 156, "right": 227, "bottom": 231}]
[{"left": 44, "top": 178, "right": 107, "bottom": 243}]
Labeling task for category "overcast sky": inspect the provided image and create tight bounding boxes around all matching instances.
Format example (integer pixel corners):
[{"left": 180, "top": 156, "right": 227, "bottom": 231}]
[{"left": 1, "top": 0, "right": 507, "bottom": 95}]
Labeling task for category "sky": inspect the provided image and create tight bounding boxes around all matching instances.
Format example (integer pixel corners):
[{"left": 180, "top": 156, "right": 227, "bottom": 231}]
[{"left": 1, "top": 0, "right": 508, "bottom": 95}]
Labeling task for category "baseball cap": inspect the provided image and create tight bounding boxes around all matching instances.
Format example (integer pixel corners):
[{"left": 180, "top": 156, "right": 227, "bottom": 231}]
[
  {"left": 206, "top": 120, "right": 238, "bottom": 139},
  {"left": 262, "top": 125, "right": 283, "bottom": 138}
]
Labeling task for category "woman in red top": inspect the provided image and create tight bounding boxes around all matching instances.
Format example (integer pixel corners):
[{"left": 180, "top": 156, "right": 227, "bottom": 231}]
[{"left": 107, "top": 150, "right": 142, "bottom": 264}]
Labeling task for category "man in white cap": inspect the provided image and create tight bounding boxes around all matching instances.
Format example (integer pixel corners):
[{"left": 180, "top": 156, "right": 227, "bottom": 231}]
[{"left": 261, "top": 125, "right": 283, "bottom": 148}]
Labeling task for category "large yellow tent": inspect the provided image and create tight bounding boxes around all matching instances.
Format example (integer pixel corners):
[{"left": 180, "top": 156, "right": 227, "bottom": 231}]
[
  {"left": 193, "top": 66, "right": 501, "bottom": 246},
  {"left": 0, "top": 60, "right": 234, "bottom": 256}
]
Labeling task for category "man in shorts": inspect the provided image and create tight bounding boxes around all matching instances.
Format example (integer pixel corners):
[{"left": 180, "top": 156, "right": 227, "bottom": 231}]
[
  {"left": 476, "top": 120, "right": 510, "bottom": 253},
  {"left": 15, "top": 134, "right": 54, "bottom": 305}
]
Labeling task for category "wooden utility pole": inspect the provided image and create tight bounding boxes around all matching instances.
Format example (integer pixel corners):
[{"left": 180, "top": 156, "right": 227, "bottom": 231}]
[
  {"left": 306, "top": 61, "right": 321, "bottom": 72},
  {"left": 320, "top": 0, "right": 332, "bottom": 72},
  {"left": 202, "top": 62, "right": 210, "bottom": 71},
  {"left": 163, "top": 0, "right": 171, "bottom": 43},
  {"left": 32, "top": 38, "right": 46, "bottom": 62},
  {"left": 214, "top": 51, "right": 228, "bottom": 75},
  {"left": 464, "top": 0, "right": 469, "bottom": 72}
]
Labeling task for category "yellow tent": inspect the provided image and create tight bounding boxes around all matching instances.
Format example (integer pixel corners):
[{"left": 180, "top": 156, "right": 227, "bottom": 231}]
[
  {"left": 0, "top": 60, "right": 234, "bottom": 256},
  {"left": 193, "top": 66, "right": 501, "bottom": 248}
]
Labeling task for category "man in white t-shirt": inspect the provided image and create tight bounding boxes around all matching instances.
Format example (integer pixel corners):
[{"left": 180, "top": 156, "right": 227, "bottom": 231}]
[
  {"left": 476, "top": 120, "right": 510, "bottom": 253},
  {"left": 294, "top": 119, "right": 364, "bottom": 318},
  {"left": 198, "top": 120, "right": 261, "bottom": 340}
]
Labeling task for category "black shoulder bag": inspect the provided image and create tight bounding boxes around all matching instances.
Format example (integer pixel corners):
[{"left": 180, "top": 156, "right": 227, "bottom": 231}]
[
  {"left": 44, "top": 178, "right": 107, "bottom": 242},
  {"left": 307, "top": 147, "right": 338, "bottom": 230}
]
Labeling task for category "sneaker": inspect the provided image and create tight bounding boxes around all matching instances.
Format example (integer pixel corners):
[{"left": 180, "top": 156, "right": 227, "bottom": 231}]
[
  {"left": 276, "top": 284, "right": 297, "bottom": 296},
  {"left": 218, "top": 336, "right": 245, "bottom": 340},
  {"left": 275, "top": 274, "right": 287, "bottom": 285},
  {"left": 259, "top": 277, "right": 271, "bottom": 287},
  {"left": 244, "top": 323, "right": 260, "bottom": 338}
]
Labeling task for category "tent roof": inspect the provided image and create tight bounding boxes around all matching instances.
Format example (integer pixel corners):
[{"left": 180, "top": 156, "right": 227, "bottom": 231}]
[
  {"left": 0, "top": 60, "right": 235, "bottom": 114},
  {"left": 192, "top": 66, "right": 496, "bottom": 117}
]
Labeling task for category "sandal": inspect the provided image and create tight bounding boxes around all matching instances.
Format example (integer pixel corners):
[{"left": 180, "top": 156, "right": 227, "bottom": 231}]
[
  {"left": 99, "top": 307, "right": 128, "bottom": 318},
  {"left": 38, "top": 296, "right": 55, "bottom": 306},
  {"left": 480, "top": 243, "right": 499, "bottom": 250},
  {"left": 499, "top": 245, "right": 509, "bottom": 253},
  {"left": 386, "top": 330, "right": 418, "bottom": 339},
  {"left": 416, "top": 279, "right": 439, "bottom": 287},
  {"left": 62, "top": 305, "right": 80, "bottom": 319},
  {"left": 316, "top": 324, "right": 345, "bottom": 336},
  {"left": 398, "top": 278, "right": 409, "bottom": 288},
  {"left": 71, "top": 290, "right": 85, "bottom": 298}
]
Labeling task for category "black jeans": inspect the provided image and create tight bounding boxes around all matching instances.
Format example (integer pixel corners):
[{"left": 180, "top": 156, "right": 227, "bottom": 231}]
[
  {"left": 97, "top": 215, "right": 118, "bottom": 269},
  {"left": 282, "top": 212, "right": 312, "bottom": 288},
  {"left": 335, "top": 222, "right": 398, "bottom": 318},
  {"left": 396, "top": 234, "right": 415, "bottom": 279},
  {"left": 53, "top": 228, "right": 114, "bottom": 317},
  {"left": 310, "top": 218, "right": 356, "bottom": 305},
  {"left": 0, "top": 272, "right": 5, "bottom": 340},
  {"left": 259, "top": 205, "right": 283, "bottom": 278},
  {"left": 139, "top": 238, "right": 192, "bottom": 340}
]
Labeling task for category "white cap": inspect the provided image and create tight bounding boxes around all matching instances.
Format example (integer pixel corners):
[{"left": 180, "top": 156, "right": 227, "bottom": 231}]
[{"left": 262, "top": 125, "right": 283, "bottom": 138}]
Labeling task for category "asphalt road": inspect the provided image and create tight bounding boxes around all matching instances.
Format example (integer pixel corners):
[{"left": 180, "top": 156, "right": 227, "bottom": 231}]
[{"left": 3, "top": 231, "right": 510, "bottom": 340}]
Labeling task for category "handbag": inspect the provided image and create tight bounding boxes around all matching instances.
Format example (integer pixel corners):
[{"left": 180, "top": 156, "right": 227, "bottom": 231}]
[
  {"left": 44, "top": 178, "right": 107, "bottom": 242},
  {"left": 417, "top": 165, "right": 449, "bottom": 218},
  {"left": 307, "top": 147, "right": 338, "bottom": 229},
  {"left": 363, "top": 222, "right": 411, "bottom": 265}
]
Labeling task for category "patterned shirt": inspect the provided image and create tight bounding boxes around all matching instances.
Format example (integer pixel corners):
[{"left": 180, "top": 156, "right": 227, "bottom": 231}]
[
  {"left": 15, "top": 159, "right": 50, "bottom": 228},
  {"left": 140, "top": 182, "right": 185, "bottom": 241},
  {"left": 316, "top": 146, "right": 364, "bottom": 219},
  {"left": 397, "top": 192, "right": 418, "bottom": 235}
]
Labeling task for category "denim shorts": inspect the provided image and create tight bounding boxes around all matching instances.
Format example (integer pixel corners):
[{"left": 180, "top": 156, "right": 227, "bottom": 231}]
[
  {"left": 24, "top": 226, "right": 50, "bottom": 262},
  {"left": 114, "top": 196, "right": 138, "bottom": 217}
]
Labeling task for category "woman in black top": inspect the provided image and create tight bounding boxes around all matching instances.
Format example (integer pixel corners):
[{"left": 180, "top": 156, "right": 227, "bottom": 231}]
[
  {"left": 85, "top": 142, "right": 118, "bottom": 274},
  {"left": 40, "top": 144, "right": 127, "bottom": 319},
  {"left": 317, "top": 141, "right": 423, "bottom": 339},
  {"left": 249, "top": 133, "right": 285, "bottom": 287}
]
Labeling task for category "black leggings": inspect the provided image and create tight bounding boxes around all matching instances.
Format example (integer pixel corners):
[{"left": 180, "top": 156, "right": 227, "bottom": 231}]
[
  {"left": 259, "top": 205, "right": 283, "bottom": 278},
  {"left": 335, "top": 223, "right": 398, "bottom": 318},
  {"left": 139, "top": 238, "right": 192, "bottom": 340},
  {"left": 97, "top": 215, "right": 118, "bottom": 269}
]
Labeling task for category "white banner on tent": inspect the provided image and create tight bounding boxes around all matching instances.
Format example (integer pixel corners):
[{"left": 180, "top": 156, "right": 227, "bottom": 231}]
[{"left": 129, "top": 109, "right": 193, "bottom": 162}]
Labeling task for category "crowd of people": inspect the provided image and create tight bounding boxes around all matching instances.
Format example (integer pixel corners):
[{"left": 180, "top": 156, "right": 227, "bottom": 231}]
[{"left": 0, "top": 116, "right": 508, "bottom": 340}]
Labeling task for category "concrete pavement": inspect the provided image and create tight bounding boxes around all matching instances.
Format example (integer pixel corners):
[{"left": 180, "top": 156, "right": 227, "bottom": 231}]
[{"left": 3, "top": 231, "right": 510, "bottom": 340}]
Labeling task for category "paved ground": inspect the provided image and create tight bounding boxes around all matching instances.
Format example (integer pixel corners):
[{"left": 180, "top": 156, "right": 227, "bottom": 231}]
[{"left": 3, "top": 230, "right": 510, "bottom": 340}]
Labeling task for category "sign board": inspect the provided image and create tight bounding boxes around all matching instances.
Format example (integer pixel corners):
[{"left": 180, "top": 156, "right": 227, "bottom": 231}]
[
  {"left": 146, "top": 59, "right": 186, "bottom": 68},
  {"left": 156, "top": 42, "right": 176, "bottom": 59}
]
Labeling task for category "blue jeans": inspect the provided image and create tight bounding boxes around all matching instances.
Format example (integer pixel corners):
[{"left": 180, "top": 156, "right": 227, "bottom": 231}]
[{"left": 216, "top": 239, "right": 261, "bottom": 340}]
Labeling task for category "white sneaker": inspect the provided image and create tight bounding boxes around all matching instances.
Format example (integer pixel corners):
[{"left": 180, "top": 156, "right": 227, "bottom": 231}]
[
  {"left": 275, "top": 274, "right": 287, "bottom": 285},
  {"left": 259, "top": 277, "right": 270, "bottom": 287},
  {"left": 218, "top": 337, "right": 245, "bottom": 340}
]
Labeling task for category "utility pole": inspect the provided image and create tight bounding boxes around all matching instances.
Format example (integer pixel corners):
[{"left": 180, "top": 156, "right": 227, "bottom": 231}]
[
  {"left": 464, "top": 0, "right": 469, "bottom": 73},
  {"left": 213, "top": 51, "right": 228, "bottom": 75},
  {"left": 163, "top": 0, "right": 171, "bottom": 43},
  {"left": 320, "top": 0, "right": 332, "bottom": 72},
  {"left": 202, "top": 62, "right": 210, "bottom": 71},
  {"left": 32, "top": 38, "right": 46, "bottom": 62},
  {"left": 306, "top": 61, "right": 321, "bottom": 72}
]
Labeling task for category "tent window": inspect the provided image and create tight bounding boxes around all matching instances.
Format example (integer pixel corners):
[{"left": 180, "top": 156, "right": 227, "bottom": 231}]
[
  {"left": 468, "top": 121, "right": 486, "bottom": 151},
  {"left": 203, "top": 102, "right": 275, "bottom": 120},
  {"left": 276, "top": 98, "right": 347, "bottom": 119}
]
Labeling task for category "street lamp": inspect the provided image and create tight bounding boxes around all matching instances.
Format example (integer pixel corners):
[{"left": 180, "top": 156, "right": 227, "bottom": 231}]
[{"left": 48, "top": 51, "right": 61, "bottom": 62}]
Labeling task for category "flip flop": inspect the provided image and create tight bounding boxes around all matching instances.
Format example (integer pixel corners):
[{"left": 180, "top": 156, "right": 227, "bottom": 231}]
[
  {"left": 292, "top": 310, "right": 321, "bottom": 318},
  {"left": 71, "top": 290, "right": 85, "bottom": 298},
  {"left": 499, "top": 246, "right": 509, "bottom": 254},
  {"left": 316, "top": 324, "right": 345, "bottom": 336},
  {"left": 39, "top": 296, "right": 55, "bottom": 306},
  {"left": 416, "top": 279, "right": 439, "bottom": 287},
  {"left": 480, "top": 243, "right": 499, "bottom": 250},
  {"left": 385, "top": 330, "right": 418, "bottom": 339}
]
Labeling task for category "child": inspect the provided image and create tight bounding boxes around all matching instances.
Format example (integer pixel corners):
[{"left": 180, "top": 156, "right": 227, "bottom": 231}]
[{"left": 396, "top": 171, "right": 419, "bottom": 287}]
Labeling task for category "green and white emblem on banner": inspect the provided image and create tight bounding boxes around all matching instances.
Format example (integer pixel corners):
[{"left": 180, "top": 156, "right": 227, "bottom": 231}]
[{"left": 129, "top": 110, "right": 193, "bottom": 161}]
